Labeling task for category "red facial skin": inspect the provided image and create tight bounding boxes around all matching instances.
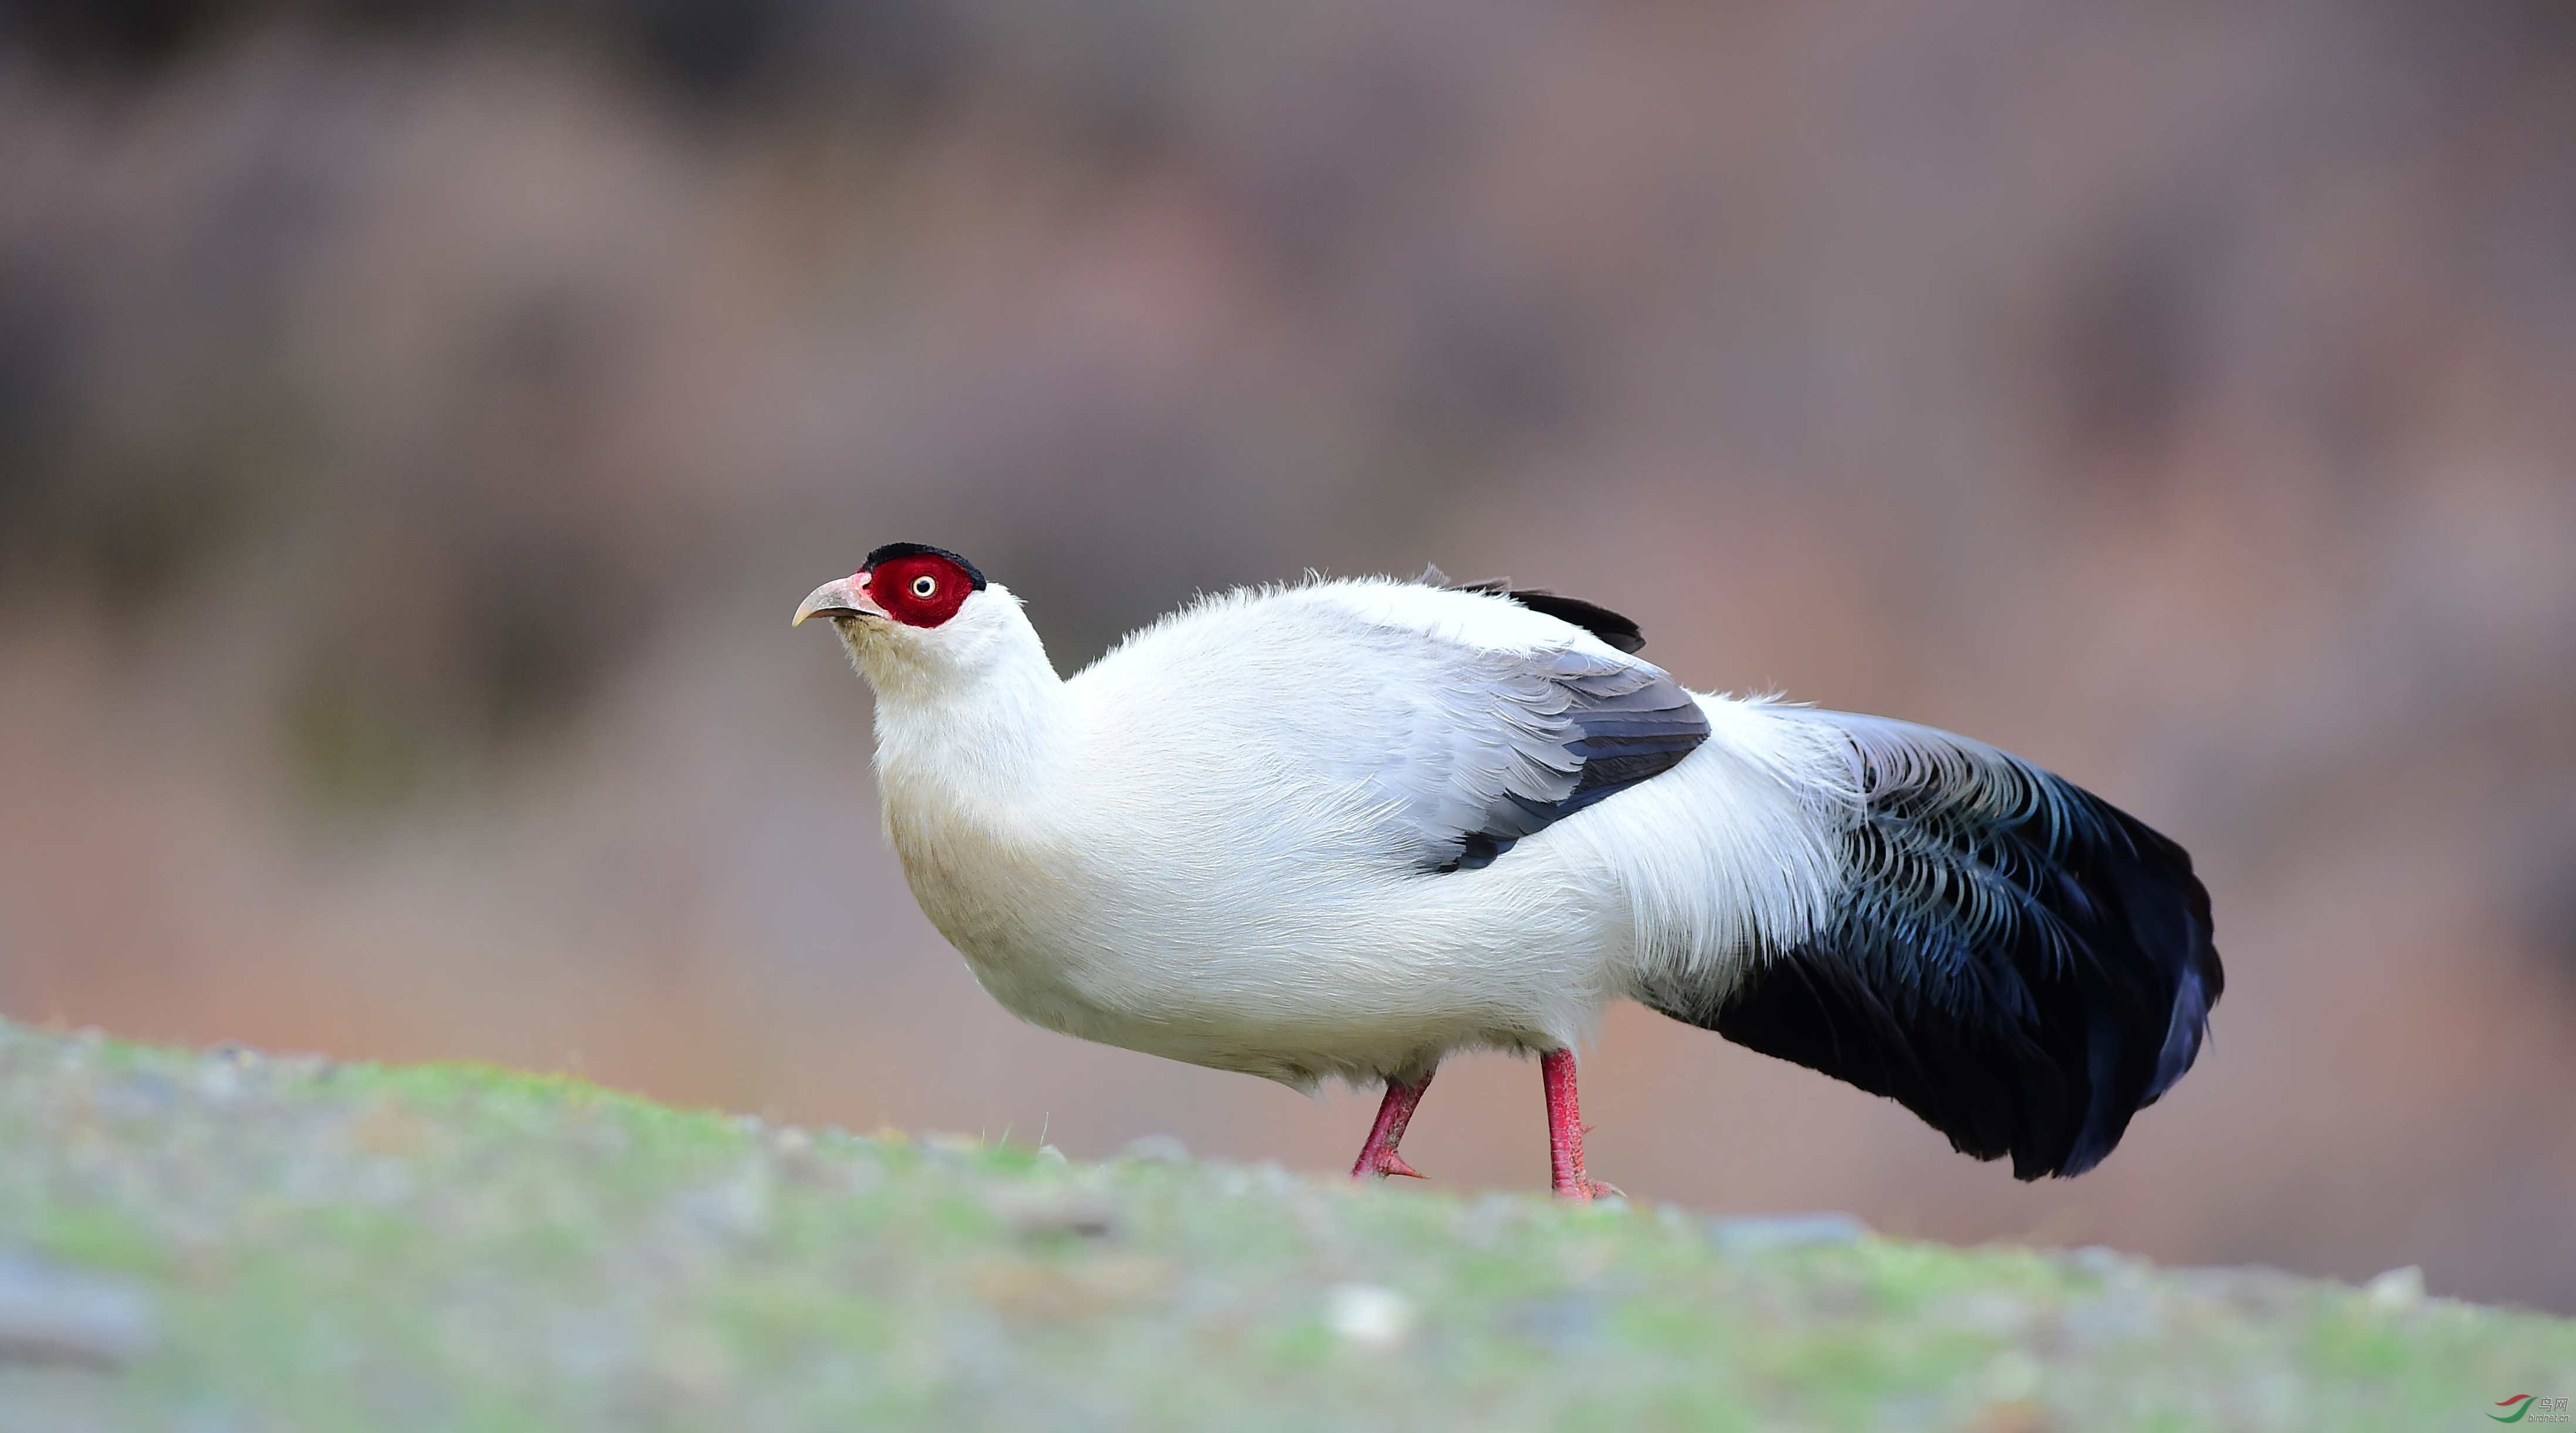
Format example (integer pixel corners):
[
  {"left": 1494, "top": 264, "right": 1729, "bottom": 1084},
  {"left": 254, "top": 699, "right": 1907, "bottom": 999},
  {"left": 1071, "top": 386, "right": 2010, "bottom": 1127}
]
[{"left": 862, "top": 552, "right": 977, "bottom": 628}]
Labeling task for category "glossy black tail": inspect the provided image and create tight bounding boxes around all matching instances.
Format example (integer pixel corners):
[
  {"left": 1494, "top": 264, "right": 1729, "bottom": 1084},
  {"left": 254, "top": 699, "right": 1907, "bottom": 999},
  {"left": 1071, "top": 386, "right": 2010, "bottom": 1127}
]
[{"left": 1642, "top": 714, "right": 2222, "bottom": 1179}]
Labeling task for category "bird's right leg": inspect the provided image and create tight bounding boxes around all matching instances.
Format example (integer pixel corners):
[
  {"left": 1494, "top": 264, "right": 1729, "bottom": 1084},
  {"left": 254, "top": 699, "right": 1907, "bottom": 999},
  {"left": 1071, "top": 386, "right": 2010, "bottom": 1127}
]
[{"left": 1350, "top": 1067, "right": 1436, "bottom": 1181}]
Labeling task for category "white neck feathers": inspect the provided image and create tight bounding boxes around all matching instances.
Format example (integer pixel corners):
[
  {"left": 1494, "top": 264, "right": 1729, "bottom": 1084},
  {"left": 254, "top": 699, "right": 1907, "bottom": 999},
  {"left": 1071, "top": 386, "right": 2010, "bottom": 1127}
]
[{"left": 845, "top": 584, "right": 1070, "bottom": 816}]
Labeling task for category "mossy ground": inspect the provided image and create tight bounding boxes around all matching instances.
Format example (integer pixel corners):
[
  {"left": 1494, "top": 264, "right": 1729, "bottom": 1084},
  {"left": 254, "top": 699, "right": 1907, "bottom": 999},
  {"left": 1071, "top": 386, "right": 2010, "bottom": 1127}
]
[{"left": 0, "top": 1022, "right": 2566, "bottom": 1432}]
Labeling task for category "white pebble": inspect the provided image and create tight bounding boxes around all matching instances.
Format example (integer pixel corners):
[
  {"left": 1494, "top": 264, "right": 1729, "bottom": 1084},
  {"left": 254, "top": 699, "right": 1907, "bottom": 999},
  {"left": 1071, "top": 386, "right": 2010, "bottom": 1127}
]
[
  {"left": 1120, "top": 1134, "right": 1190, "bottom": 1163},
  {"left": 2364, "top": 1265, "right": 2424, "bottom": 1311},
  {"left": 1325, "top": 1283, "right": 1414, "bottom": 1349}
]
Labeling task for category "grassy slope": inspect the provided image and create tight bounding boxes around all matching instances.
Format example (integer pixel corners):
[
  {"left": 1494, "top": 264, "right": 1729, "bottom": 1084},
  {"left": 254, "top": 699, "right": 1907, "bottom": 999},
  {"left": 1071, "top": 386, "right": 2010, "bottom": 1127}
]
[{"left": 0, "top": 1022, "right": 2567, "bottom": 1432}]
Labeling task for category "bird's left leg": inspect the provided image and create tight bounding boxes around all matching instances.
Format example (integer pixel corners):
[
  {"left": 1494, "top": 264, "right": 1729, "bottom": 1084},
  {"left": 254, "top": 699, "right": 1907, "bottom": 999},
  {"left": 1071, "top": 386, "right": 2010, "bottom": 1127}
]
[
  {"left": 1540, "top": 1048, "right": 1622, "bottom": 1201},
  {"left": 1350, "top": 1067, "right": 1436, "bottom": 1181}
]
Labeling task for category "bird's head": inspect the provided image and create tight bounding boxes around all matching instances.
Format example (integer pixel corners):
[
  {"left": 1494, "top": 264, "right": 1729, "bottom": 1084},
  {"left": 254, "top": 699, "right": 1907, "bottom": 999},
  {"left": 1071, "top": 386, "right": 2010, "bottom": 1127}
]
[{"left": 795, "top": 542, "right": 1034, "bottom": 697}]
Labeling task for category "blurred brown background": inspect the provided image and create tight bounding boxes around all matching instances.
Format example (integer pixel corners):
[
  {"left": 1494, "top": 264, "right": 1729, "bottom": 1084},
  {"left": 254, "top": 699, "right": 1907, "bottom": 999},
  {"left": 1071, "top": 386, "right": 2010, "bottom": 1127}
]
[{"left": 4, "top": 0, "right": 2573, "bottom": 1312}]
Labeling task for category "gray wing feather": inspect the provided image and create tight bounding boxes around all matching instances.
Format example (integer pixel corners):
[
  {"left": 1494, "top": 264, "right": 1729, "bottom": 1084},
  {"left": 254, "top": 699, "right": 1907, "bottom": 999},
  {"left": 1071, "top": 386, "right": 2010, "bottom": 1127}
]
[{"left": 1379, "top": 645, "right": 1708, "bottom": 872}]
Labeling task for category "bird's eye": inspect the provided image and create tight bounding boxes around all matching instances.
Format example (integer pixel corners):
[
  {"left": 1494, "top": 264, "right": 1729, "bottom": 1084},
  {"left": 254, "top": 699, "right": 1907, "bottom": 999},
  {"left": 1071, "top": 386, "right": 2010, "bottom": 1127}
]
[{"left": 911, "top": 575, "right": 937, "bottom": 598}]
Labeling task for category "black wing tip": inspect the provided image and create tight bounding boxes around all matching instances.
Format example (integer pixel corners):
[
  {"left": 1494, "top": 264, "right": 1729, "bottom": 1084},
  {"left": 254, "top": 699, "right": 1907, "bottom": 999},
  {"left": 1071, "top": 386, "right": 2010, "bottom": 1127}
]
[
  {"left": 1440, "top": 833, "right": 1517, "bottom": 872},
  {"left": 1454, "top": 580, "right": 1648, "bottom": 653}
]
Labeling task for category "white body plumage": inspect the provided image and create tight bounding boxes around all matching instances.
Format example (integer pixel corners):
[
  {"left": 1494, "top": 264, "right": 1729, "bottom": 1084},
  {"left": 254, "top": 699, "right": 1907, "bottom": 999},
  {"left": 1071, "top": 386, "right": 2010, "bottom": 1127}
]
[
  {"left": 852, "top": 576, "right": 1844, "bottom": 1089},
  {"left": 800, "top": 549, "right": 2220, "bottom": 1184}
]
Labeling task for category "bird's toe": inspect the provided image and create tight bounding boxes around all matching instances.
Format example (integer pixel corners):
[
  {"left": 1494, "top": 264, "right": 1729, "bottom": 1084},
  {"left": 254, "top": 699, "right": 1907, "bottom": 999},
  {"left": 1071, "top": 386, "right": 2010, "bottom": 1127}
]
[{"left": 1355, "top": 1150, "right": 1427, "bottom": 1181}]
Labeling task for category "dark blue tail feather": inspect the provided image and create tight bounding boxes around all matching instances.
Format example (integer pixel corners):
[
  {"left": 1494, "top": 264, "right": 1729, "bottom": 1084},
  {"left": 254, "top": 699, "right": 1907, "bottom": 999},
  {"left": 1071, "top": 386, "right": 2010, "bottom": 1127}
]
[{"left": 1643, "top": 715, "right": 2222, "bottom": 1180}]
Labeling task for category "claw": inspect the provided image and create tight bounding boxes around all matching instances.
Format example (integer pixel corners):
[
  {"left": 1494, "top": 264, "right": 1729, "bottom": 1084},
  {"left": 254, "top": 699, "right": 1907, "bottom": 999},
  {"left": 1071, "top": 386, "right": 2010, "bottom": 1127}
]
[
  {"left": 1355, "top": 1148, "right": 1426, "bottom": 1181},
  {"left": 1349, "top": 1070, "right": 1436, "bottom": 1184}
]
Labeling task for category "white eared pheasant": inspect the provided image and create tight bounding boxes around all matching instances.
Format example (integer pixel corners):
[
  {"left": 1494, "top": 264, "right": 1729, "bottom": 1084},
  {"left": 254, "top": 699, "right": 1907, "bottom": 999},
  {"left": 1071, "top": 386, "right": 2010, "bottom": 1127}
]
[{"left": 796, "top": 543, "right": 2222, "bottom": 1199}]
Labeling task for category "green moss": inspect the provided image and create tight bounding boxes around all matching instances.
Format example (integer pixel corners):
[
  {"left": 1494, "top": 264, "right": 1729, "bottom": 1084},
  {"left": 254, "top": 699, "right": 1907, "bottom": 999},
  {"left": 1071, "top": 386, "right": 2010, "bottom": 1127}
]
[
  {"left": 29, "top": 1203, "right": 167, "bottom": 1275},
  {"left": 1, "top": 1020, "right": 2571, "bottom": 1432}
]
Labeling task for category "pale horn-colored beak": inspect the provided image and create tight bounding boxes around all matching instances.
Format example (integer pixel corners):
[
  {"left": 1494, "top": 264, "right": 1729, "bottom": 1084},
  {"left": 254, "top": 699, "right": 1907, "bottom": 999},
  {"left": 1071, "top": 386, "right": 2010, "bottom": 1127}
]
[{"left": 793, "top": 574, "right": 886, "bottom": 627}]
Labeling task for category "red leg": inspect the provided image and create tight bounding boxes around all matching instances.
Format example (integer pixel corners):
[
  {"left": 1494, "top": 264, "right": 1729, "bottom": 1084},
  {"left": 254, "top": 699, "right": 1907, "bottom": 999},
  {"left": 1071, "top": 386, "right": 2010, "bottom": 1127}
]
[
  {"left": 1541, "top": 1049, "right": 1621, "bottom": 1201},
  {"left": 1350, "top": 1068, "right": 1435, "bottom": 1181}
]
